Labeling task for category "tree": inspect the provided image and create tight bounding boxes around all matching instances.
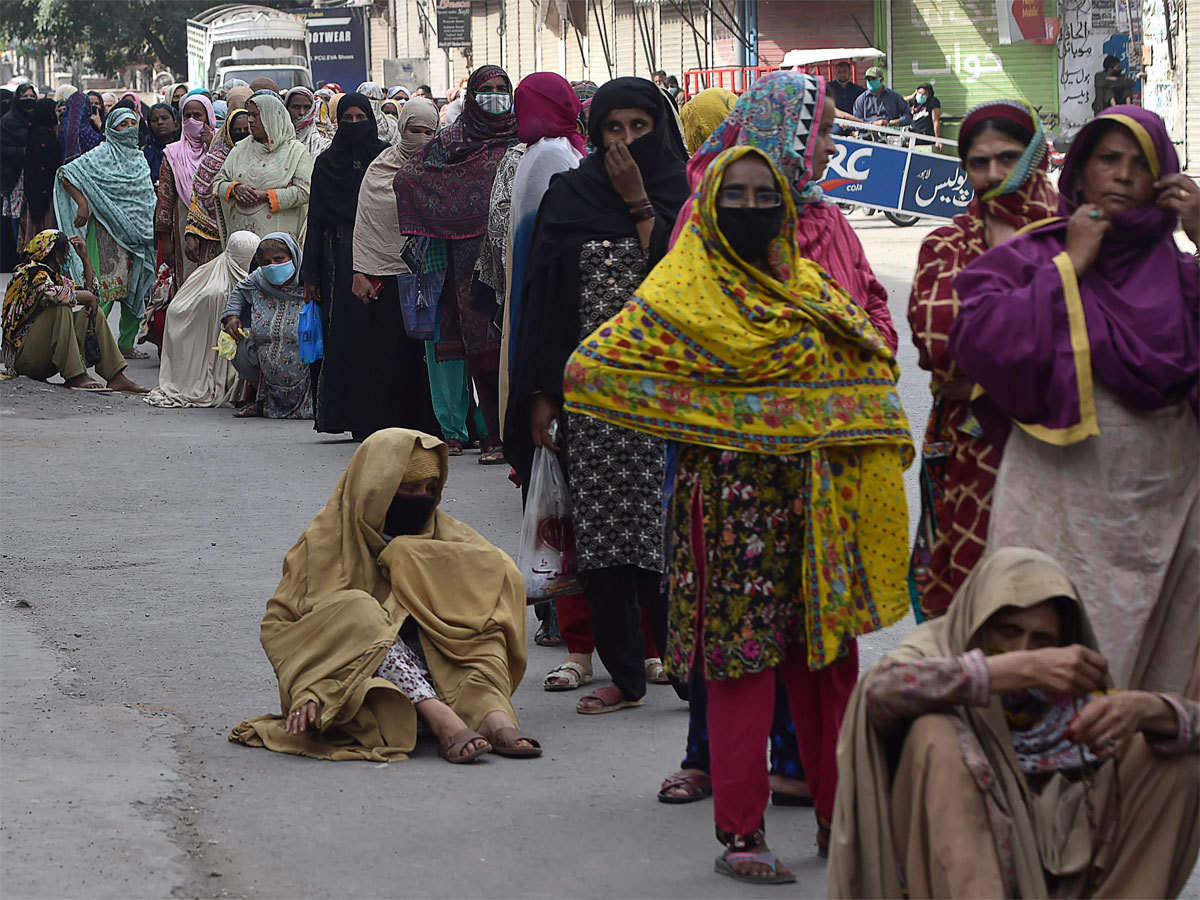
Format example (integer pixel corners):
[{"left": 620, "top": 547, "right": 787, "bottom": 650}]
[{"left": 0, "top": 0, "right": 293, "bottom": 77}]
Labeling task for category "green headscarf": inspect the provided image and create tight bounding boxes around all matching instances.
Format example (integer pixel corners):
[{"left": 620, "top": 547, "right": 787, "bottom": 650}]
[{"left": 52, "top": 107, "right": 156, "bottom": 316}]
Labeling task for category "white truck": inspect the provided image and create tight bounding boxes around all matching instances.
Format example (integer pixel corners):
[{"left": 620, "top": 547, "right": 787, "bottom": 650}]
[{"left": 186, "top": 4, "right": 313, "bottom": 92}]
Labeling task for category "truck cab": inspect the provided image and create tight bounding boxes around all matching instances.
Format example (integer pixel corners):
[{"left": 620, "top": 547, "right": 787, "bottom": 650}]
[{"left": 188, "top": 4, "right": 312, "bottom": 92}]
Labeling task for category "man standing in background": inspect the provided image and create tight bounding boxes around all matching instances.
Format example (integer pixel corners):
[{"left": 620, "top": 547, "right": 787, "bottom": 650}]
[{"left": 827, "top": 60, "right": 864, "bottom": 115}]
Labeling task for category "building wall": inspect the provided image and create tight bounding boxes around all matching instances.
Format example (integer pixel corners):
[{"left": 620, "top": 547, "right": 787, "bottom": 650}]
[
  {"left": 1187, "top": 0, "right": 1200, "bottom": 169},
  {"left": 1142, "top": 0, "right": 1186, "bottom": 158},
  {"left": 756, "top": 0, "right": 875, "bottom": 66},
  {"left": 1058, "top": 0, "right": 1141, "bottom": 132}
]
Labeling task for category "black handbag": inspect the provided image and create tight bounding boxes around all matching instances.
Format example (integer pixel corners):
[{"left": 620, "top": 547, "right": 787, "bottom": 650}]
[{"left": 83, "top": 309, "right": 102, "bottom": 366}]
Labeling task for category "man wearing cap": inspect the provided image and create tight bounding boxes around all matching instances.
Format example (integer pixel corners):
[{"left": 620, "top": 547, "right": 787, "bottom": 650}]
[{"left": 851, "top": 66, "right": 912, "bottom": 128}]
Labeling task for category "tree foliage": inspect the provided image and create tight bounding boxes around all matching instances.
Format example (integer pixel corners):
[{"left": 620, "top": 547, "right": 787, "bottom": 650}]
[{"left": 0, "top": 0, "right": 293, "bottom": 77}]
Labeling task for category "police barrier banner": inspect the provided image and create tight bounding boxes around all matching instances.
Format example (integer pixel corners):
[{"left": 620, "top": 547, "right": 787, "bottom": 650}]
[
  {"left": 298, "top": 6, "right": 368, "bottom": 89},
  {"left": 818, "top": 136, "right": 974, "bottom": 220}
]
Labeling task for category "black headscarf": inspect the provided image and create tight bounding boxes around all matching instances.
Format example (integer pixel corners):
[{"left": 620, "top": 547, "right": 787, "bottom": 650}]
[
  {"left": 309, "top": 92, "right": 389, "bottom": 224},
  {"left": 0, "top": 89, "right": 13, "bottom": 119},
  {"left": 22, "top": 98, "right": 61, "bottom": 221},
  {"left": 502, "top": 75, "right": 690, "bottom": 484},
  {"left": 142, "top": 102, "right": 178, "bottom": 181},
  {"left": 1, "top": 83, "right": 37, "bottom": 194}
]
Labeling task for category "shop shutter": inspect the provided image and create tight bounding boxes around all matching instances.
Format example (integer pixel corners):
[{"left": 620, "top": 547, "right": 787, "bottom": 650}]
[
  {"left": 1187, "top": 0, "right": 1200, "bottom": 169},
  {"left": 890, "top": 0, "right": 1058, "bottom": 138},
  {"left": 615, "top": 0, "right": 638, "bottom": 76},
  {"left": 369, "top": 10, "right": 391, "bottom": 83},
  {"left": 756, "top": 0, "right": 876, "bottom": 67},
  {"left": 563, "top": 1, "right": 587, "bottom": 81},
  {"left": 516, "top": 0, "right": 537, "bottom": 78}
]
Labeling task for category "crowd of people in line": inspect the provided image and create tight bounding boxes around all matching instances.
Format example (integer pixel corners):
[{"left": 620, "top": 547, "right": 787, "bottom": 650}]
[{"left": 2, "top": 64, "right": 1198, "bottom": 894}]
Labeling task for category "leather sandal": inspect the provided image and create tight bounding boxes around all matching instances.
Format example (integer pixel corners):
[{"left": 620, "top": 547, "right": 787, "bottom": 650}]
[
  {"left": 437, "top": 728, "right": 491, "bottom": 764},
  {"left": 576, "top": 685, "right": 643, "bottom": 715},
  {"left": 657, "top": 770, "right": 712, "bottom": 804},
  {"left": 543, "top": 660, "right": 592, "bottom": 692},
  {"left": 487, "top": 726, "right": 542, "bottom": 758},
  {"left": 644, "top": 657, "right": 669, "bottom": 684}
]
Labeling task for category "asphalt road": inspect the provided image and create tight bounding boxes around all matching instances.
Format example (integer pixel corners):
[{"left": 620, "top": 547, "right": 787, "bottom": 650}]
[{"left": 4, "top": 216, "right": 1182, "bottom": 900}]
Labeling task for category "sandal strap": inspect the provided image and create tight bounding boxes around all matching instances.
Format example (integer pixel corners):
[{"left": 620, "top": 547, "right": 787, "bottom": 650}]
[
  {"left": 547, "top": 661, "right": 588, "bottom": 678},
  {"left": 661, "top": 771, "right": 710, "bottom": 790},
  {"left": 716, "top": 825, "right": 766, "bottom": 851},
  {"left": 491, "top": 726, "right": 541, "bottom": 749},
  {"left": 723, "top": 850, "right": 782, "bottom": 870}
]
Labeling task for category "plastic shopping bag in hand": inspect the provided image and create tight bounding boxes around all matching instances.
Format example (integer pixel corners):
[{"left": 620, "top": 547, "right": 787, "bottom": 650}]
[{"left": 517, "top": 446, "right": 583, "bottom": 603}]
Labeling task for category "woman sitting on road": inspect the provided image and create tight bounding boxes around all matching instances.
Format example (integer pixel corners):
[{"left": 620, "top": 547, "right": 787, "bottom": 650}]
[
  {"left": 220, "top": 231, "right": 312, "bottom": 419},
  {"left": 1, "top": 229, "right": 147, "bottom": 393},
  {"left": 230, "top": 428, "right": 540, "bottom": 763}
]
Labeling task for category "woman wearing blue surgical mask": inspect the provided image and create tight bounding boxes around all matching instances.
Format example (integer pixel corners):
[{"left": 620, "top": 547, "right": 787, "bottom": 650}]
[
  {"left": 906, "top": 81, "right": 942, "bottom": 149},
  {"left": 220, "top": 231, "right": 313, "bottom": 419}
]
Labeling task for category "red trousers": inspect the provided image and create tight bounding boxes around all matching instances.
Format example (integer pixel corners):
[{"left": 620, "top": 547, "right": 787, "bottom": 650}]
[
  {"left": 706, "top": 642, "right": 858, "bottom": 833},
  {"left": 555, "top": 592, "right": 660, "bottom": 657}
]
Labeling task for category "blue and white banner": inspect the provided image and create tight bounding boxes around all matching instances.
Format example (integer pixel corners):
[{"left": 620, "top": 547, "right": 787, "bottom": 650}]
[{"left": 818, "top": 136, "right": 974, "bottom": 220}]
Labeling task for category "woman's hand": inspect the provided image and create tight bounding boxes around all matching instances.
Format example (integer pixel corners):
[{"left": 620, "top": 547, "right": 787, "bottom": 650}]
[
  {"left": 222, "top": 315, "right": 245, "bottom": 342},
  {"left": 530, "top": 393, "right": 562, "bottom": 452},
  {"left": 987, "top": 644, "right": 1108, "bottom": 696},
  {"left": 352, "top": 273, "right": 378, "bottom": 304},
  {"left": 73, "top": 198, "right": 90, "bottom": 229},
  {"left": 1066, "top": 691, "right": 1174, "bottom": 757},
  {"left": 67, "top": 235, "right": 86, "bottom": 256},
  {"left": 604, "top": 141, "right": 648, "bottom": 205},
  {"left": 88, "top": 112, "right": 103, "bottom": 132},
  {"left": 74, "top": 290, "right": 99, "bottom": 312},
  {"left": 284, "top": 700, "right": 319, "bottom": 735},
  {"left": 1065, "top": 203, "right": 1110, "bottom": 277},
  {"left": 202, "top": 125, "right": 214, "bottom": 149},
  {"left": 304, "top": 283, "right": 321, "bottom": 304},
  {"left": 1155, "top": 173, "right": 1200, "bottom": 246},
  {"left": 183, "top": 234, "right": 201, "bottom": 263},
  {"left": 233, "top": 184, "right": 261, "bottom": 207}
]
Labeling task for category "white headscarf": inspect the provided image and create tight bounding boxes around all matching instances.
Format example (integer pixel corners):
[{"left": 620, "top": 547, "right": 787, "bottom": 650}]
[{"left": 356, "top": 81, "right": 399, "bottom": 145}]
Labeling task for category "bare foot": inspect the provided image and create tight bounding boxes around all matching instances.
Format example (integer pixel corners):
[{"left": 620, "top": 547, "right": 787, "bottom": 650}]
[
  {"left": 107, "top": 372, "right": 149, "bottom": 393},
  {"left": 65, "top": 374, "right": 104, "bottom": 389}
]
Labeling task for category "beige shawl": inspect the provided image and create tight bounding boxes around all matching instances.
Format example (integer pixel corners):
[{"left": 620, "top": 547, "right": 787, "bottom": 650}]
[
  {"left": 827, "top": 547, "right": 1105, "bottom": 898},
  {"left": 229, "top": 428, "right": 527, "bottom": 761},
  {"left": 352, "top": 97, "right": 439, "bottom": 276}
]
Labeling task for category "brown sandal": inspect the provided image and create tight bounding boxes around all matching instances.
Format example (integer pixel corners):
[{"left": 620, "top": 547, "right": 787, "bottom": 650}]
[
  {"left": 487, "top": 726, "right": 542, "bottom": 758},
  {"left": 437, "top": 728, "right": 492, "bottom": 764},
  {"left": 658, "top": 770, "right": 712, "bottom": 804},
  {"left": 576, "top": 684, "right": 644, "bottom": 715}
]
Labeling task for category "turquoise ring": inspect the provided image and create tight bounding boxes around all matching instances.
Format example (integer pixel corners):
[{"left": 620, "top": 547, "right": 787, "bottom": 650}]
[{"left": 1088, "top": 209, "right": 1101, "bottom": 219}]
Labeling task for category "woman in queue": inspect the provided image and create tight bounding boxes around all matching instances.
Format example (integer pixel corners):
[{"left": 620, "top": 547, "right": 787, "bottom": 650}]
[
  {"left": 950, "top": 105, "right": 1199, "bottom": 696},
  {"left": 184, "top": 87, "right": 251, "bottom": 269},
  {"left": 156, "top": 94, "right": 215, "bottom": 288},
  {"left": 214, "top": 92, "right": 312, "bottom": 247},
  {"left": 300, "top": 92, "right": 390, "bottom": 437},
  {"left": 907, "top": 100, "right": 1058, "bottom": 620},
  {"left": 348, "top": 97, "right": 441, "bottom": 437},
  {"left": 220, "top": 231, "right": 312, "bottom": 419},
  {"left": 53, "top": 107, "right": 157, "bottom": 360},
  {"left": 563, "top": 146, "right": 911, "bottom": 880},
  {"left": 506, "top": 77, "right": 690, "bottom": 715}
]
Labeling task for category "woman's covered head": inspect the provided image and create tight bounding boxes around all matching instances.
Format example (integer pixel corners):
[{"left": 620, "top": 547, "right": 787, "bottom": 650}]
[
  {"left": 1064, "top": 114, "right": 1163, "bottom": 215},
  {"left": 228, "top": 110, "right": 250, "bottom": 144},
  {"left": 22, "top": 229, "right": 68, "bottom": 267},
  {"left": 468, "top": 65, "right": 513, "bottom": 117},
  {"left": 255, "top": 232, "right": 302, "bottom": 286},
  {"left": 957, "top": 101, "right": 1041, "bottom": 198},
  {"left": 284, "top": 86, "right": 314, "bottom": 125},
  {"left": 257, "top": 236, "right": 292, "bottom": 265},
  {"left": 148, "top": 102, "right": 177, "bottom": 138},
  {"left": 712, "top": 148, "right": 787, "bottom": 266},
  {"left": 397, "top": 96, "right": 439, "bottom": 159},
  {"left": 513, "top": 72, "right": 582, "bottom": 149}
]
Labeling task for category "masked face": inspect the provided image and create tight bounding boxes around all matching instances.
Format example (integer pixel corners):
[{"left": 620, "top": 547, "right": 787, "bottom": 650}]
[
  {"left": 914, "top": 91, "right": 928, "bottom": 105},
  {"left": 384, "top": 494, "right": 436, "bottom": 536},
  {"left": 866, "top": 77, "right": 883, "bottom": 92},
  {"left": 261, "top": 260, "right": 296, "bottom": 285},
  {"left": 715, "top": 156, "right": 785, "bottom": 265},
  {"left": 475, "top": 90, "right": 512, "bottom": 115}
]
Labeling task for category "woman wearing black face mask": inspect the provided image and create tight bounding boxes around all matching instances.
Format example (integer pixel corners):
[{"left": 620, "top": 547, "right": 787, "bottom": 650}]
[
  {"left": 299, "top": 93, "right": 393, "bottom": 439},
  {"left": 230, "top": 429, "right": 540, "bottom": 764},
  {"left": 505, "top": 76, "right": 690, "bottom": 716},
  {"left": 1, "top": 83, "right": 38, "bottom": 271},
  {"left": 562, "top": 146, "right": 912, "bottom": 882}
]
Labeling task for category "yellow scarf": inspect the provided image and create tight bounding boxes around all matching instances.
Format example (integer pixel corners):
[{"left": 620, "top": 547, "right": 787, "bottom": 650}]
[{"left": 564, "top": 147, "right": 914, "bottom": 667}]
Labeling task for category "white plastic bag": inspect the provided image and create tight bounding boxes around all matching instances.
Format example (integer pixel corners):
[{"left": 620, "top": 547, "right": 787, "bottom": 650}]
[{"left": 517, "top": 446, "right": 583, "bottom": 603}]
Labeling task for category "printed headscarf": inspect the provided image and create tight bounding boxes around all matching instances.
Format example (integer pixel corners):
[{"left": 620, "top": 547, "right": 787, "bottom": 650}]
[
  {"left": 392, "top": 65, "right": 519, "bottom": 239},
  {"left": 2, "top": 229, "right": 66, "bottom": 363},
  {"left": 564, "top": 149, "right": 912, "bottom": 668}
]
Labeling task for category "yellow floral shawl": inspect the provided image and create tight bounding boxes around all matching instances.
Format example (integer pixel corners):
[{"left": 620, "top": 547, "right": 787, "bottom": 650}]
[{"left": 563, "top": 146, "right": 914, "bottom": 667}]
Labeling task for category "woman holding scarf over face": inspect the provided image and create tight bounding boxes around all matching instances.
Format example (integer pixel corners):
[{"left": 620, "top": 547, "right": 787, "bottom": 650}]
[
  {"left": 156, "top": 94, "right": 215, "bottom": 289},
  {"left": 184, "top": 86, "right": 252, "bottom": 269},
  {"left": 59, "top": 89, "right": 103, "bottom": 165},
  {"left": 907, "top": 100, "right": 1059, "bottom": 622},
  {"left": 393, "top": 65, "right": 519, "bottom": 459},
  {"left": 53, "top": 107, "right": 157, "bottom": 359},
  {"left": 505, "top": 77, "right": 690, "bottom": 715},
  {"left": 951, "top": 106, "right": 1200, "bottom": 697},
  {"left": 348, "top": 97, "right": 441, "bottom": 438},
  {"left": 562, "top": 146, "right": 911, "bottom": 881},
  {"left": 300, "top": 92, "right": 390, "bottom": 437}
]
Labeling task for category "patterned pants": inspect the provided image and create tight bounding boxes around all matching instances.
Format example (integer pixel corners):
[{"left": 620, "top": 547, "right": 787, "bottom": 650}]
[{"left": 376, "top": 630, "right": 437, "bottom": 704}]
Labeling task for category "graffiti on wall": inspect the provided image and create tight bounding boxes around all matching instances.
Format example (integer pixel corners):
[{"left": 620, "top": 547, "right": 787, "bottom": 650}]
[{"left": 1057, "top": 0, "right": 1137, "bottom": 132}]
